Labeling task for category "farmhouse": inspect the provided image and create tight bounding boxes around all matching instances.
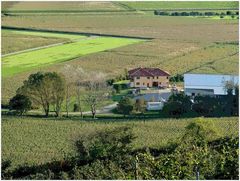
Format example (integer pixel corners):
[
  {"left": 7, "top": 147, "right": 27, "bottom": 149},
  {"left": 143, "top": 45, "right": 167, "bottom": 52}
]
[
  {"left": 128, "top": 67, "right": 170, "bottom": 88},
  {"left": 184, "top": 73, "right": 239, "bottom": 96}
]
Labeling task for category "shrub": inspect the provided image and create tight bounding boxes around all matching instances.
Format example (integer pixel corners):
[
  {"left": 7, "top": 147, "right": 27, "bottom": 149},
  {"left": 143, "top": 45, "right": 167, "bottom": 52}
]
[
  {"left": 226, "top": 11, "right": 233, "bottom": 15},
  {"left": 116, "top": 97, "right": 135, "bottom": 117},
  {"left": 169, "top": 74, "right": 184, "bottom": 82},
  {"left": 73, "top": 103, "right": 80, "bottom": 112},
  {"left": 181, "top": 12, "right": 190, "bottom": 16},
  {"left": 204, "top": 12, "right": 215, "bottom": 16},
  {"left": 113, "top": 84, "right": 122, "bottom": 93},
  {"left": 9, "top": 94, "right": 32, "bottom": 115}
]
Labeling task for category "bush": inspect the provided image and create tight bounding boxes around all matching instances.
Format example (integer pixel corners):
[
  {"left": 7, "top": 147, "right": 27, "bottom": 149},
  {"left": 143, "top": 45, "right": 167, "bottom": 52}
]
[
  {"left": 162, "top": 101, "right": 184, "bottom": 118},
  {"left": 226, "top": 11, "right": 233, "bottom": 15},
  {"left": 9, "top": 94, "right": 32, "bottom": 115},
  {"left": 116, "top": 97, "right": 135, "bottom": 117},
  {"left": 181, "top": 12, "right": 190, "bottom": 16},
  {"left": 169, "top": 74, "right": 184, "bottom": 82},
  {"left": 171, "top": 12, "right": 180, "bottom": 16},
  {"left": 204, "top": 12, "right": 215, "bottom": 16},
  {"left": 113, "top": 84, "right": 122, "bottom": 93},
  {"left": 220, "top": 15, "right": 224, "bottom": 19},
  {"left": 73, "top": 103, "right": 80, "bottom": 112},
  {"left": 189, "top": 11, "right": 199, "bottom": 16}
]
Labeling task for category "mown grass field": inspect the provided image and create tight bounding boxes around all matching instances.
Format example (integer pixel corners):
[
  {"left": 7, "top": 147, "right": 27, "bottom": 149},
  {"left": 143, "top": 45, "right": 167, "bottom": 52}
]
[
  {"left": 2, "top": 35, "right": 143, "bottom": 77},
  {"left": 2, "top": 116, "right": 238, "bottom": 169}
]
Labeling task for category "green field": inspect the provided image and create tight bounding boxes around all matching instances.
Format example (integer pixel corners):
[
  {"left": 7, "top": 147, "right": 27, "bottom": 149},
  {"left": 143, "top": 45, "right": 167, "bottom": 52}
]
[
  {"left": 1, "top": 30, "right": 70, "bottom": 55},
  {"left": 4, "top": 29, "right": 86, "bottom": 40},
  {"left": 122, "top": 1, "right": 239, "bottom": 10},
  {"left": 2, "top": 35, "right": 143, "bottom": 77},
  {"left": 2, "top": 116, "right": 238, "bottom": 169}
]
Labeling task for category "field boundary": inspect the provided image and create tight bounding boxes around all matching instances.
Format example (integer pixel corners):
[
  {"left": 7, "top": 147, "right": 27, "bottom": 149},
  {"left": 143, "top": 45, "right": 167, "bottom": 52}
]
[{"left": 2, "top": 26, "right": 153, "bottom": 40}]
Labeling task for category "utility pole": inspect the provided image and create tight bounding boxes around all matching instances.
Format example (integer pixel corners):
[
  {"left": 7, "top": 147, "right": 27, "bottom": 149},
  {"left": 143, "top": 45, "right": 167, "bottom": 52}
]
[
  {"left": 134, "top": 155, "right": 139, "bottom": 180},
  {"left": 195, "top": 165, "right": 200, "bottom": 180}
]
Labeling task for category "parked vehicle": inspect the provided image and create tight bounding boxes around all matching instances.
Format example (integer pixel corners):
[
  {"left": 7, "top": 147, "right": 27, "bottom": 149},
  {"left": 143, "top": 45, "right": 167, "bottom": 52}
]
[{"left": 146, "top": 101, "right": 164, "bottom": 111}]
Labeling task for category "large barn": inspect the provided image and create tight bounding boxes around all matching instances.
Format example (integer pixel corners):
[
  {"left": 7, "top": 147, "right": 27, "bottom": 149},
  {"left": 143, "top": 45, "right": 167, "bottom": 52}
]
[{"left": 184, "top": 73, "right": 239, "bottom": 96}]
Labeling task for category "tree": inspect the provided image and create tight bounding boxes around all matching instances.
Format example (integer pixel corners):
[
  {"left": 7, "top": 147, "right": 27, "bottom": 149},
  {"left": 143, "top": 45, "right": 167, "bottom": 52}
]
[
  {"left": 9, "top": 94, "right": 31, "bottom": 115},
  {"left": 163, "top": 93, "right": 192, "bottom": 117},
  {"left": 223, "top": 80, "right": 238, "bottom": 116},
  {"left": 117, "top": 97, "right": 135, "bottom": 117},
  {"left": 192, "top": 95, "right": 220, "bottom": 117},
  {"left": 84, "top": 72, "right": 111, "bottom": 118},
  {"left": 135, "top": 98, "right": 146, "bottom": 113},
  {"left": 226, "top": 11, "right": 232, "bottom": 15},
  {"left": 62, "top": 65, "right": 85, "bottom": 118},
  {"left": 17, "top": 72, "right": 66, "bottom": 117}
]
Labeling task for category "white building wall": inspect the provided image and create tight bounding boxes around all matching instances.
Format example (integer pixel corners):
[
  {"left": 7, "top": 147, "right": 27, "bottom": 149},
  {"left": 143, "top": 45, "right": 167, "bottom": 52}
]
[{"left": 184, "top": 74, "right": 239, "bottom": 95}]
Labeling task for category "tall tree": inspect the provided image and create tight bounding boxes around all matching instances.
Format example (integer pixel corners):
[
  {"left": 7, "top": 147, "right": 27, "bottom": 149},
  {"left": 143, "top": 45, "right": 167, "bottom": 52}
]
[
  {"left": 17, "top": 72, "right": 65, "bottom": 117},
  {"left": 83, "top": 72, "right": 111, "bottom": 118}
]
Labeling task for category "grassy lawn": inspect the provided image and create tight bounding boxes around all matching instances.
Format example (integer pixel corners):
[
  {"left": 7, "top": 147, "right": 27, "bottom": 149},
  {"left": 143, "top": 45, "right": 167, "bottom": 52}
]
[
  {"left": 122, "top": 1, "right": 238, "bottom": 10},
  {"left": 112, "top": 89, "right": 132, "bottom": 102},
  {"left": 2, "top": 36, "right": 144, "bottom": 77},
  {"left": 2, "top": 115, "right": 238, "bottom": 169}
]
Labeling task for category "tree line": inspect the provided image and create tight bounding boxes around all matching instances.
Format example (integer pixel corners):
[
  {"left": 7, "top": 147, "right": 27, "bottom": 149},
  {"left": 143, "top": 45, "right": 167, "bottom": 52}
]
[
  {"left": 8, "top": 65, "right": 111, "bottom": 118},
  {"left": 154, "top": 10, "right": 239, "bottom": 18}
]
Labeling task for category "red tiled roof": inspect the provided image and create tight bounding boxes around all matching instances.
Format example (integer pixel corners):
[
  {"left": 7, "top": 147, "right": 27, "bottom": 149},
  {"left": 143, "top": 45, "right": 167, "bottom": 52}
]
[{"left": 128, "top": 67, "right": 170, "bottom": 78}]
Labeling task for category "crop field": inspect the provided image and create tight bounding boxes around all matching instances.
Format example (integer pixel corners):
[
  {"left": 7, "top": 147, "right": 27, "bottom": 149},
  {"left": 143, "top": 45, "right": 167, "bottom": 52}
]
[
  {"left": 2, "top": 116, "right": 238, "bottom": 169},
  {"left": 2, "top": 1, "right": 124, "bottom": 12},
  {"left": 2, "top": 15, "right": 238, "bottom": 42},
  {"left": 2, "top": 34, "right": 144, "bottom": 77},
  {"left": 122, "top": 1, "right": 239, "bottom": 10}
]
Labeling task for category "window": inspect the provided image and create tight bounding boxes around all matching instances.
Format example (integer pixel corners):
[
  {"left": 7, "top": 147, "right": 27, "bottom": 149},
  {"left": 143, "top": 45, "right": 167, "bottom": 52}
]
[
  {"left": 157, "top": 76, "right": 159, "bottom": 79},
  {"left": 136, "top": 76, "right": 140, "bottom": 79},
  {"left": 166, "top": 76, "right": 169, "bottom": 79},
  {"left": 143, "top": 83, "right": 145, "bottom": 85},
  {"left": 147, "top": 77, "right": 150, "bottom": 79},
  {"left": 136, "top": 82, "right": 140, "bottom": 85}
]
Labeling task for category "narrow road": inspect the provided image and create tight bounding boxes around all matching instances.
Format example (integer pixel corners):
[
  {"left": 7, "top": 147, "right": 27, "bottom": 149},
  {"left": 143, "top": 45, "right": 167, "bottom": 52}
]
[
  {"left": 81, "top": 102, "right": 118, "bottom": 115},
  {"left": 2, "top": 42, "right": 65, "bottom": 57}
]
